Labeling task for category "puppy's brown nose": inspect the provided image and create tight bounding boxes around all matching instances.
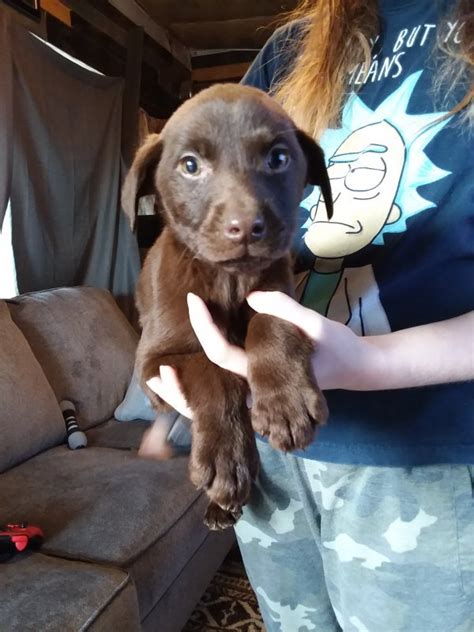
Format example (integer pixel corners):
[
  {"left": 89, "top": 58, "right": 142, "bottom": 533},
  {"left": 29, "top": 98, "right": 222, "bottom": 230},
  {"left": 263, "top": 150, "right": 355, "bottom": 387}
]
[{"left": 224, "top": 215, "right": 266, "bottom": 243}]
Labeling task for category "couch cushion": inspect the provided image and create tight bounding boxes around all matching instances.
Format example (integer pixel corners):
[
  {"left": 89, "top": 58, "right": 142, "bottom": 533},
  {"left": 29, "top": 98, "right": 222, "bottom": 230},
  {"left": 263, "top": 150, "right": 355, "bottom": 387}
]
[
  {"left": 87, "top": 417, "right": 150, "bottom": 450},
  {"left": 141, "top": 529, "right": 234, "bottom": 632},
  {"left": 0, "top": 445, "right": 218, "bottom": 618},
  {"left": 8, "top": 287, "right": 138, "bottom": 429},
  {"left": 0, "top": 552, "right": 140, "bottom": 632},
  {"left": 93, "top": 414, "right": 192, "bottom": 456},
  {"left": 0, "top": 301, "right": 64, "bottom": 473}
]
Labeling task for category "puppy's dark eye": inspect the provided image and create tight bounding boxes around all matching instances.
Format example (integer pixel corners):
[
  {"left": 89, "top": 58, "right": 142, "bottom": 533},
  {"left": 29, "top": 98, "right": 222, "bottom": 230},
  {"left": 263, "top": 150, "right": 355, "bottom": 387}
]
[
  {"left": 266, "top": 146, "right": 290, "bottom": 172},
  {"left": 179, "top": 155, "right": 201, "bottom": 176}
]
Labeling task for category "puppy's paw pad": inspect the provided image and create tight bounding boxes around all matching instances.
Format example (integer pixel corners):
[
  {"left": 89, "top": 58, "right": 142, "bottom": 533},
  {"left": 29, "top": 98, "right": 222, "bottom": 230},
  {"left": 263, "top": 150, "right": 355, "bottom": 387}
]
[
  {"left": 251, "top": 384, "right": 327, "bottom": 452},
  {"left": 204, "top": 502, "right": 242, "bottom": 530}
]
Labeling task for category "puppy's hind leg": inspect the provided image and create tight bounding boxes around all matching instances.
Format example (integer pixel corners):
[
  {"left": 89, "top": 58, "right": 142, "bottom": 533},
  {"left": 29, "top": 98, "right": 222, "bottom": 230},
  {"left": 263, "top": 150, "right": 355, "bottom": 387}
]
[
  {"left": 141, "top": 350, "right": 259, "bottom": 529},
  {"left": 188, "top": 400, "right": 258, "bottom": 528}
]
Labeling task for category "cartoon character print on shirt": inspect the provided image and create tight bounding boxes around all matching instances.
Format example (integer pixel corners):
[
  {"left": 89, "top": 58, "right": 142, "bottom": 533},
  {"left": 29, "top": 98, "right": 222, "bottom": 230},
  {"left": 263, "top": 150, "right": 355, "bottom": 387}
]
[{"left": 298, "top": 71, "right": 452, "bottom": 335}]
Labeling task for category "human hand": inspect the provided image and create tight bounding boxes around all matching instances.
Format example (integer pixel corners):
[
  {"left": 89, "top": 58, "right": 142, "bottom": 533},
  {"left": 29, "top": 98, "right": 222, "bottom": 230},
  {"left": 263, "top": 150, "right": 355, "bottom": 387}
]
[
  {"left": 145, "top": 291, "right": 380, "bottom": 420},
  {"left": 244, "top": 291, "right": 379, "bottom": 391},
  {"left": 241, "top": 293, "right": 474, "bottom": 390},
  {"left": 185, "top": 290, "right": 381, "bottom": 391},
  {"left": 144, "top": 293, "right": 248, "bottom": 420},
  {"left": 144, "top": 292, "right": 473, "bottom": 425},
  {"left": 146, "top": 365, "right": 194, "bottom": 419}
]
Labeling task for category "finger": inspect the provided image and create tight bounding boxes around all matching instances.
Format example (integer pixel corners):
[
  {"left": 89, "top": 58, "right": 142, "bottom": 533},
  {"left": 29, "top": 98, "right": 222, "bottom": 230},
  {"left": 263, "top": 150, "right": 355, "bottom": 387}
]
[
  {"left": 146, "top": 367, "right": 193, "bottom": 418},
  {"left": 159, "top": 366, "right": 194, "bottom": 418},
  {"left": 187, "top": 292, "right": 248, "bottom": 377},
  {"left": 247, "top": 291, "right": 324, "bottom": 341},
  {"left": 159, "top": 365, "right": 182, "bottom": 392},
  {"left": 146, "top": 376, "right": 163, "bottom": 395}
]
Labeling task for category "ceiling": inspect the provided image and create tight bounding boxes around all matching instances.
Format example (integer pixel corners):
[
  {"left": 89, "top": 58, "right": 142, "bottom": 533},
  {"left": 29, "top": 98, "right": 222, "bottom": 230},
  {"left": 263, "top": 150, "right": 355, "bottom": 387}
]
[
  {"left": 136, "top": 0, "right": 298, "bottom": 53},
  {"left": 133, "top": 0, "right": 299, "bottom": 90}
]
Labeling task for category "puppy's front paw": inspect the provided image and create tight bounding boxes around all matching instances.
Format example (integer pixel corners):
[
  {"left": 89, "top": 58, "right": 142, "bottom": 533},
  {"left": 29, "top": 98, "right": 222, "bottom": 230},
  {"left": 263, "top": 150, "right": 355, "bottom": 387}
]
[
  {"left": 189, "top": 426, "right": 259, "bottom": 513},
  {"left": 247, "top": 317, "right": 328, "bottom": 452},
  {"left": 251, "top": 372, "right": 328, "bottom": 452},
  {"left": 204, "top": 502, "right": 242, "bottom": 530}
]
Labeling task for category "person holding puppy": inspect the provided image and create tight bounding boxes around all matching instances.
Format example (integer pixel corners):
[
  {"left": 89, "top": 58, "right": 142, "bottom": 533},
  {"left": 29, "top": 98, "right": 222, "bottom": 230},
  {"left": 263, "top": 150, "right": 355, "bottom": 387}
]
[{"left": 143, "top": 1, "right": 474, "bottom": 630}]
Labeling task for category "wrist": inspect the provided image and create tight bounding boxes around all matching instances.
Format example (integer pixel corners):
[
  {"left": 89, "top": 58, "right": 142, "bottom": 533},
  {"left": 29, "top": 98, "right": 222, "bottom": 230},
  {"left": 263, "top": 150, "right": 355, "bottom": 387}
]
[
  {"left": 352, "top": 336, "right": 389, "bottom": 390},
  {"left": 335, "top": 335, "right": 387, "bottom": 391},
  {"left": 312, "top": 319, "right": 389, "bottom": 391}
]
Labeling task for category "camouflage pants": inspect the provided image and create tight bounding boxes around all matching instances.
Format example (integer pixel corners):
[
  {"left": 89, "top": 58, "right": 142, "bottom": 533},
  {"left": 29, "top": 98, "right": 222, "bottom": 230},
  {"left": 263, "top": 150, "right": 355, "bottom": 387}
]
[{"left": 235, "top": 441, "right": 474, "bottom": 632}]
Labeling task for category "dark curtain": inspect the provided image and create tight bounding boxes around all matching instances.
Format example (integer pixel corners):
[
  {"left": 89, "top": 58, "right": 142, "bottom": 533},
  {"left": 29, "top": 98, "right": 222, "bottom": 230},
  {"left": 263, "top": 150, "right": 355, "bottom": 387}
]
[
  {"left": 0, "top": 14, "right": 140, "bottom": 314},
  {"left": 0, "top": 11, "right": 12, "bottom": 227}
]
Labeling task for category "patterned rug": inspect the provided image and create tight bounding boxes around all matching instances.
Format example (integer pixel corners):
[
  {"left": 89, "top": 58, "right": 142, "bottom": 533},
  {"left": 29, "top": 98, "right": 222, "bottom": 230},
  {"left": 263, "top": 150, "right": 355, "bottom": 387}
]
[{"left": 182, "top": 547, "right": 265, "bottom": 631}]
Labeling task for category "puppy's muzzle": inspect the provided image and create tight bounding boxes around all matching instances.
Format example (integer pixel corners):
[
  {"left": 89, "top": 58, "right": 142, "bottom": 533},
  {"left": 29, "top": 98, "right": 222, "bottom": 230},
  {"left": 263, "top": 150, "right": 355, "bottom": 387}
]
[{"left": 223, "top": 213, "right": 266, "bottom": 244}]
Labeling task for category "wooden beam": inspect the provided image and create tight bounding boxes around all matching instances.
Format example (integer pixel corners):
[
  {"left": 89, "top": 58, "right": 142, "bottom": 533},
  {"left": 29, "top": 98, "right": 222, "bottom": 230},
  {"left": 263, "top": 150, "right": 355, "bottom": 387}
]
[
  {"left": 139, "top": 61, "right": 183, "bottom": 119},
  {"left": 141, "top": 41, "right": 185, "bottom": 94},
  {"left": 192, "top": 50, "right": 258, "bottom": 68},
  {"left": 40, "top": 0, "right": 71, "bottom": 26},
  {"left": 192, "top": 62, "right": 250, "bottom": 83},
  {"left": 122, "top": 26, "right": 143, "bottom": 168},
  {"left": 60, "top": 0, "right": 127, "bottom": 45},
  {"left": 137, "top": 0, "right": 298, "bottom": 24},
  {"left": 169, "top": 16, "right": 276, "bottom": 51},
  {"left": 60, "top": 0, "right": 190, "bottom": 69},
  {"left": 108, "top": 0, "right": 190, "bottom": 69}
]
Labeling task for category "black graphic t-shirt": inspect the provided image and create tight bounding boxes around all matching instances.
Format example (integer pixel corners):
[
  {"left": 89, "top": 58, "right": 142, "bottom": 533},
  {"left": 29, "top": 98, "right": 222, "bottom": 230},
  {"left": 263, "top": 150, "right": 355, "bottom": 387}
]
[{"left": 243, "top": 0, "right": 474, "bottom": 465}]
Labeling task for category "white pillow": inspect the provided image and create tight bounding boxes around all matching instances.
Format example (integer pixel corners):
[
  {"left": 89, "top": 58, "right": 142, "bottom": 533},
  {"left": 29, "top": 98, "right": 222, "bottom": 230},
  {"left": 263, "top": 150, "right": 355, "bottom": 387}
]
[{"left": 115, "top": 367, "right": 155, "bottom": 421}]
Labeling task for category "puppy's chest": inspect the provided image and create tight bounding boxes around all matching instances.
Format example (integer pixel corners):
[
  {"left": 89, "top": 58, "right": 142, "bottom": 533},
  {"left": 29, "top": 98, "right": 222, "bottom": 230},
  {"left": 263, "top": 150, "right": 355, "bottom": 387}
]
[
  {"left": 206, "top": 274, "right": 256, "bottom": 346},
  {"left": 210, "top": 272, "right": 255, "bottom": 306}
]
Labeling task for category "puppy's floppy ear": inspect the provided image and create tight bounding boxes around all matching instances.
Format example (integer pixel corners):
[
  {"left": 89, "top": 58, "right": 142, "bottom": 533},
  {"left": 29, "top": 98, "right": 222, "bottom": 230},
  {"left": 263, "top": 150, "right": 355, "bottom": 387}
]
[
  {"left": 296, "top": 130, "right": 333, "bottom": 219},
  {"left": 122, "top": 133, "right": 163, "bottom": 230}
]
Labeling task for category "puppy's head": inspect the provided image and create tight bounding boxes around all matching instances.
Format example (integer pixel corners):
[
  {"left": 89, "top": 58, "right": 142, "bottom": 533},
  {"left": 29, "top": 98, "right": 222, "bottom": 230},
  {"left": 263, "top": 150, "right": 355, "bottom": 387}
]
[{"left": 123, "top": 84, "right": 332, "bottom": 272}]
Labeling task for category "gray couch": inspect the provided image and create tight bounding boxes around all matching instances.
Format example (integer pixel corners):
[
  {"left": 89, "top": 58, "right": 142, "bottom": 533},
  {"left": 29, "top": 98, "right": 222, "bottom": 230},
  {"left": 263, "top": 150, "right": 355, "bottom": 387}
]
[{"left": 0, "top": 287, "right": 234, "bottom": 631}]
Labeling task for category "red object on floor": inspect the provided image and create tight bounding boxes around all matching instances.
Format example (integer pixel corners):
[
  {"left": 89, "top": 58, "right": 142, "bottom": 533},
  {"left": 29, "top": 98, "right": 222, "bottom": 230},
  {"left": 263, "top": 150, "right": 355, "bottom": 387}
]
[{"left": 0, "top": 523, "right": 44, "bottom": 555}]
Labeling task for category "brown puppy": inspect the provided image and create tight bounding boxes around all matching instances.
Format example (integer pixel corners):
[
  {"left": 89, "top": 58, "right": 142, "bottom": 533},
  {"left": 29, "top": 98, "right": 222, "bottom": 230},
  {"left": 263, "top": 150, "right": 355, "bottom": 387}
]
[{"left": 122, "top": 84, "right": 333, "bottom": 530}]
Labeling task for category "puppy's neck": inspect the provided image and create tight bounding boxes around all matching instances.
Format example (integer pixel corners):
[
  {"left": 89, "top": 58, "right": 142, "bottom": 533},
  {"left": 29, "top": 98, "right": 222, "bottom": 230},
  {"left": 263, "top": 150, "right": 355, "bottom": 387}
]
[{"left": 164, "top": 229, "right": 274, "bottom": 307}]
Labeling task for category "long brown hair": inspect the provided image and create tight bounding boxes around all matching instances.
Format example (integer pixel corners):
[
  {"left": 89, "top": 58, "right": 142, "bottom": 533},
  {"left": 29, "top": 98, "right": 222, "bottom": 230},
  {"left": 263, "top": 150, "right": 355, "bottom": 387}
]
[
  {"left": 273, "top": 0, "right": 473, "bottom": 138},
  {"left": 435, "top": 0, "right": 474, "bottom": 125}
]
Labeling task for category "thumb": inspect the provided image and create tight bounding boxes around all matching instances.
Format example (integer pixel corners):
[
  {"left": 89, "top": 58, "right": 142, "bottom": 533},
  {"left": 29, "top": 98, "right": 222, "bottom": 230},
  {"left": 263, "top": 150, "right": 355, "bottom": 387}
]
[{"left": 247, "top": 291, "right": 324, "bottom": 341}]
